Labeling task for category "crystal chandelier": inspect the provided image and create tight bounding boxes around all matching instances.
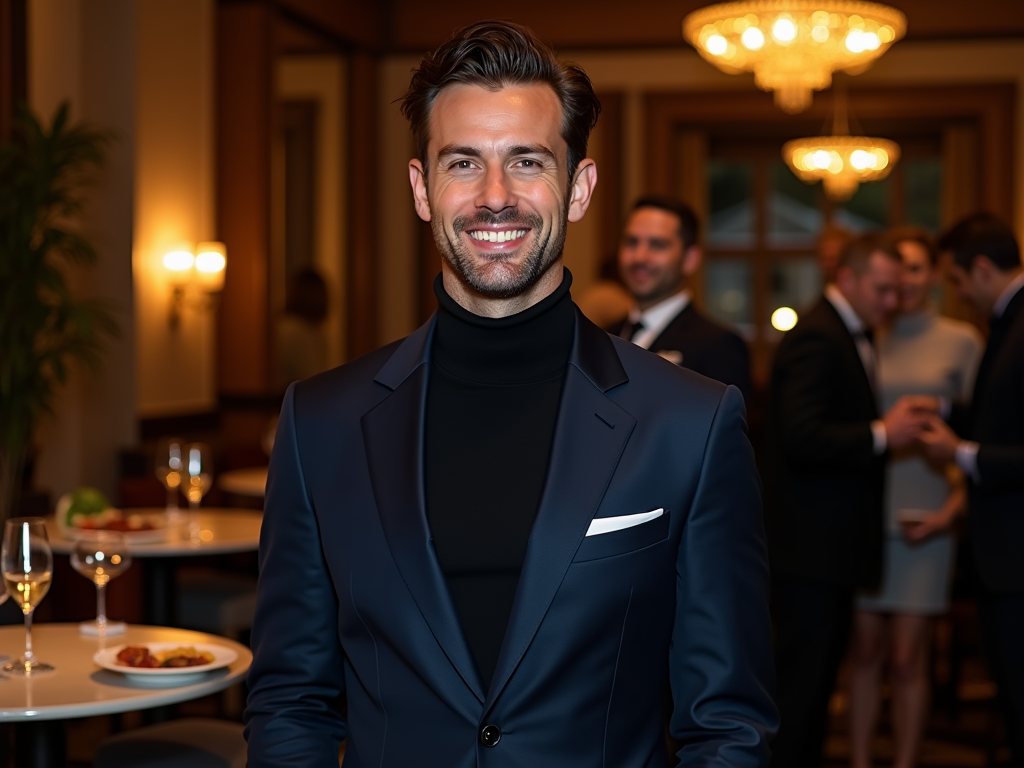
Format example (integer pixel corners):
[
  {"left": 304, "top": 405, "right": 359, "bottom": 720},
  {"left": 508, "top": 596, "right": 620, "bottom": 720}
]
[
  {"left": 682, "top": 1, "right": 906, "bottom": 113},
  {"left": 781, "top": 88, "right": 899, "bottom": 200}
]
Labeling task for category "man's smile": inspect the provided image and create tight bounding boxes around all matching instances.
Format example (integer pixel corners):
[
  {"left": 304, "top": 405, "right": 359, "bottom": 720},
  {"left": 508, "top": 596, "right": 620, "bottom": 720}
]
[{"left": 467, "top": 228, "right": 529, "bottom": 244}]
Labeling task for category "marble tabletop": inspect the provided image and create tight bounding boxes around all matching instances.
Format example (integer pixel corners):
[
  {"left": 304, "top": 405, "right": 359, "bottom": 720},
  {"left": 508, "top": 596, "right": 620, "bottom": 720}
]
[{"left": 0, "top": 623, "right": 252, "bottom": 721}]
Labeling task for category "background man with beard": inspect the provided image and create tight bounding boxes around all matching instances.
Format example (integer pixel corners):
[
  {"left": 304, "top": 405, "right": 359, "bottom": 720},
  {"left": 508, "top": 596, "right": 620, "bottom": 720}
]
[
  {"left": 245, "top": 20, "right": 776, "bottom": 767},
  {"left": 608, "top": 197, "right": 752, "bottom": 403}
]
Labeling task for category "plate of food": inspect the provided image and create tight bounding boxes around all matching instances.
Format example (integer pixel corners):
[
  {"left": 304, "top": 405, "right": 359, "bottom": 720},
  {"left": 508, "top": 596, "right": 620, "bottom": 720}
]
[
  {"left": 94, "top": 643, "right": 238, "bottom": 686},
  {"left": 56, "top": 488, "right": 169, "bottom": 544}
]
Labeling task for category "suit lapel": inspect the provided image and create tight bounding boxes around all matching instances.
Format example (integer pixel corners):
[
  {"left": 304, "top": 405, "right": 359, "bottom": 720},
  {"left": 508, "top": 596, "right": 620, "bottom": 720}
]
[
  {"left": 362, "top": 317, "right": 486, "bottom": 702},
  {"left": 485, "top": 311, "right": 635, "bottom": 710}
]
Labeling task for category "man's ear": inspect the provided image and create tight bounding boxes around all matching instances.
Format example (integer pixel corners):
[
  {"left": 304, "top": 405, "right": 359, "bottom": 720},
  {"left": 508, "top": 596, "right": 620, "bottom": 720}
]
[
  {"left": 409, "top": 159, "right": 431, "bottom": 223},
  {"left": 682, "top": 246, "right": 703, "bottom": 277},
  {"left": 567, "top": 159, "right": 598, "bottom": 223}
]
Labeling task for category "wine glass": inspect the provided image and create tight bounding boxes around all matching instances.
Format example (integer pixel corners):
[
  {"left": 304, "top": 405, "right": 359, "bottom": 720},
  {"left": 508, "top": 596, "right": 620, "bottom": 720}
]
[
  {"left": 2, "top": 517, "right": 55, "bottom": 675},
  {"left": 70, "top": 531, "right": 132, "bottom": 636},
  {"left": 184, "top": 442, "right": 213, "bottom": 543},
  {"left": 156, "top": 436, "right": 186, "bottom": 513}
]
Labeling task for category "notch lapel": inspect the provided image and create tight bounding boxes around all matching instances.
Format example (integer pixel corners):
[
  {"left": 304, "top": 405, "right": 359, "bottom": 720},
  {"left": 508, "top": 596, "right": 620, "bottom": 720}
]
[
  {"left": 362, "top": 319, "right": 486, "bottom": 703},
  {"left": 485, "top": 313, "right": 635, "bottom": 710}
]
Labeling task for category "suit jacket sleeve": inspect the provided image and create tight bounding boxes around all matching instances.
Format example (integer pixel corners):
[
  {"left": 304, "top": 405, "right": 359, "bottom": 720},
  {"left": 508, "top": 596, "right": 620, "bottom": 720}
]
[
  {"left": 774, "top": 329, "right": 875, "bottom": 468},
  {"left": 244, "top": 383, "right": 347, "bottom": 765},
  {"left": 670, "top": 385, "right": 778, "bottom": 764},
  {"left": 976, "top": 351, "right": 1024, "bottom": 490}
]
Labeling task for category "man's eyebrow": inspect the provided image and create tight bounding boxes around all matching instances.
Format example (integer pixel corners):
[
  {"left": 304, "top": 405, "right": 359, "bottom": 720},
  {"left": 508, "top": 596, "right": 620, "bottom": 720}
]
[
  {"left": 435, "top": 144, "right": 558, "bottom": 162},
  {"left": 508, "top": 145, "right": 557, "bottom": 161},
  {"left": 436, "top": 145, "right": 482, "bottom": 160}
]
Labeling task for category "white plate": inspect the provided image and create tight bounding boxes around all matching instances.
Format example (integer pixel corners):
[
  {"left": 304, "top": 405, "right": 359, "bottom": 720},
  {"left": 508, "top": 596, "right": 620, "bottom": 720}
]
[
  {"left": 59, "top": 513, "right": 171, "bottom": 544},
  {"left": 94, "top": 642, "right": 238, "bottom": 686}
]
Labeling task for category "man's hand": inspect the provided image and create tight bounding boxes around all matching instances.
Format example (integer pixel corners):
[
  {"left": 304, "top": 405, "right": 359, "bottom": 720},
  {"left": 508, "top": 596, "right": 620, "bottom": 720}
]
[
  {"left": 882, "top": 398, "right": 930, "bottom": 451},
  {"left": 898, "top": 395, "right": 941, "bottom": 415},
  {"left": 918, "top": 414, "right": 961, "bottom": 465}
]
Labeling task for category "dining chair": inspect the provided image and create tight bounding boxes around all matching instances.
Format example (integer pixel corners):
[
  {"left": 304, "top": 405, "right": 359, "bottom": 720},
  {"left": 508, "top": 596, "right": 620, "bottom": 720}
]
[{"left": 94, "top": 717, "right": 246, "bottom": 768}]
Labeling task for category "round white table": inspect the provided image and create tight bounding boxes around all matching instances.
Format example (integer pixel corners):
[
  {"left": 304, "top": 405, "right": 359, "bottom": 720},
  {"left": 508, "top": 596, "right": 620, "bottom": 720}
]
[
  {"left": 0, "top": 623, "right": 252, "bottom": 767},
  {"left": 0, "top": 623, "right": 252, "bottom": 721},
  {"left": 46, "top": 509, "right": 263, "bottom": 626},
  {"left": 217, "top": 468, "right": 268, "bottom": 498},
  {"left": 46, "top": 508, "right": 263, "bottom": 557}
]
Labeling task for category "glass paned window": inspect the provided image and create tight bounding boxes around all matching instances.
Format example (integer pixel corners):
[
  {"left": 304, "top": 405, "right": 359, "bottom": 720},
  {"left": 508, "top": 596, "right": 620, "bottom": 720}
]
[
  {"left": 836, "top": 176, "right": 890, "bottom": 231},
  {"left": 904, "top": 157, "right": 942, "bottom": 232},
  {"left": 708, "top": 160, "right": 755, "bottom": 249},
  {"left": 766, "top": 258, "right": 821, "bottom": 338},
  {"left": 768, "top": 161, "right": 822, "bottom": 249},
  {"left": 704, "top": 259, "right": 754, "bottom": 339}
]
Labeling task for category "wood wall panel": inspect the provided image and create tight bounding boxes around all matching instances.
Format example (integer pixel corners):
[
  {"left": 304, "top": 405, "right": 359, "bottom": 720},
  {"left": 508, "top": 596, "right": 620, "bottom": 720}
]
[
  {"left": 0, "top": 0, "right": 26, "bottom": 141},
  {"left": 645, "top": 84, "right": 1015, "bottom": 221},
  {"left": 385, "top": 0, "right": 1024, "bottom": 52},
  {"left": 347, "top": 51, "right": 379, "bottom": 357},
  {"left": 217, "top": 2, "right": 275, "bottom": 394}
]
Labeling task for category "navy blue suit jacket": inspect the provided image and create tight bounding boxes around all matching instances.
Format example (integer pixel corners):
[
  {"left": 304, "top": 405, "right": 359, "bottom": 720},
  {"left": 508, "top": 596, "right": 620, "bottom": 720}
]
[{"left": 244, "top": 307, "right": 777, "bottom": 767}]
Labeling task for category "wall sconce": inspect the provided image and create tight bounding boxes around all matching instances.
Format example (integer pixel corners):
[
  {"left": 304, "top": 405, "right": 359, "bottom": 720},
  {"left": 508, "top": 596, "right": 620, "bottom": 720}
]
[{"left": 162, "top": 241, "right": 227, "bottom": 329}]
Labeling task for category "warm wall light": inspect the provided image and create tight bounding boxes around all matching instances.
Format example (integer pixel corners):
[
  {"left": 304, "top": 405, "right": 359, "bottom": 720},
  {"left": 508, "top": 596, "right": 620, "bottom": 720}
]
[
  {"left": 194, "top": 241, "right": 227, "bottom": 292},
  {"left": 163, "top": 241, "right": 227, "bottom": 329}
]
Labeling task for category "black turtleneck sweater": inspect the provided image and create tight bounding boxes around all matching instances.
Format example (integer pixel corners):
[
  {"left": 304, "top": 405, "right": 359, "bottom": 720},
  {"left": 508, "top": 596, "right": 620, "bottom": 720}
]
[{"left": 426, "top": 270, "right": 575, "bottom": 689}]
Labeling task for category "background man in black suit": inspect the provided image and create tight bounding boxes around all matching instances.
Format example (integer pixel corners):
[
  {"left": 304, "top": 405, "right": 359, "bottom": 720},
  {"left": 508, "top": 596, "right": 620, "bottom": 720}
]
[
  {"left": 764, "top": 234, "right": 930, "bottom": 766},
  {"left": 919, "top": 213, "right": 1024, "bottom": 765},
  {"left": 607, "top": 197, "right": 752, "bottom": 402}
]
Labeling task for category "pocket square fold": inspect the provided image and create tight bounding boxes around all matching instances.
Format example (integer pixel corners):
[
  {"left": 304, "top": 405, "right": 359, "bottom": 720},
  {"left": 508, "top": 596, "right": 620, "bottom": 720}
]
[{"left": 585, "top": 508, "right": 664, "bottom": 537}]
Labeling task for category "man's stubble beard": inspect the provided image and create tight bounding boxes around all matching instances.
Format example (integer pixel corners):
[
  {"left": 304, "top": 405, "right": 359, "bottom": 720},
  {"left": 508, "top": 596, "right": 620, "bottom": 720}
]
[{"left": 431, "top": 205, "right": 568, "bottom": 300}]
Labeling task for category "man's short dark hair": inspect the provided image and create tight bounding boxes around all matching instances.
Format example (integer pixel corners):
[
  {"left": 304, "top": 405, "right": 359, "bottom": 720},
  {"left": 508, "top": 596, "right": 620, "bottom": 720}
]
[
  {"left": 937, "top": 212, "right": 1021, "bottom": 273},
  {"left": 838, "top": 232, "right": 901, "bottom": 274},
  {"left": 885, "top": 225, "right": 939, "bottom": 266},
  {"left": 400, "top": 20, "right": 601, "bottom": 183},
  {"left": 630, "top": 196, "right": 700, "bottom": 251}
]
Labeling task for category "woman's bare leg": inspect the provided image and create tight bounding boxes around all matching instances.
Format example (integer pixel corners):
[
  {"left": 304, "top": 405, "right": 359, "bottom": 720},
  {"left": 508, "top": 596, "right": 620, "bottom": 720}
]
[
  {"left": 890, "top": 613, "right": 931, "bottom": 768},
  {"left": 849, "top": 610, "right": 887, "bottom": 768}
]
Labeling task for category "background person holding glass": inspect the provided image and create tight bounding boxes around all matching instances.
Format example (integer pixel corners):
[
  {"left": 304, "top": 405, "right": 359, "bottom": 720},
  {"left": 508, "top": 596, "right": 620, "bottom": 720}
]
[{"left": 847, "top": 228, "right": 983, "bottom": 768}]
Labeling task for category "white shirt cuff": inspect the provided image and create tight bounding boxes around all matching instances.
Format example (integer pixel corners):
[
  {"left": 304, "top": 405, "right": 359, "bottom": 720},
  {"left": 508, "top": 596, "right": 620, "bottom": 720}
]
[
  {"left": 955, "top": 441, "right": 981, "bottom": 483},
  {"left": 871, "top": 420, "right": 887, "bottom": 455}
]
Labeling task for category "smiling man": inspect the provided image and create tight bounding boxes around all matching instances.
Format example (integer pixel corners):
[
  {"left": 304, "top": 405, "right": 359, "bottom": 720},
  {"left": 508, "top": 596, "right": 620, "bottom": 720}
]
[
  {"left": 608, "top": 197, "right": 752, "bottom": 402},
  {"left": 245, "top": 20, "right": 776, "bottom": 767}
]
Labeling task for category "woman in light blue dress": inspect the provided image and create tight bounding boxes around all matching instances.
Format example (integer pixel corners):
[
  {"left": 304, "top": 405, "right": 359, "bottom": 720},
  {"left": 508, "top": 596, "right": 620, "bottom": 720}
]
[{"left": 848, "top": 228, "right": 983, "bottom": 768}]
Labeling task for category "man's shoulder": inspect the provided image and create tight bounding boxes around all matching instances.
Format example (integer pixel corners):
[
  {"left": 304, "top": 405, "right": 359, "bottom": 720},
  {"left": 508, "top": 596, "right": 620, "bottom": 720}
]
[
  {"left": 292, "top": 337, "right": 407, "bottom": 411},
  {"left": 606, "top": 332, "right": 731, "bottom": 411}
]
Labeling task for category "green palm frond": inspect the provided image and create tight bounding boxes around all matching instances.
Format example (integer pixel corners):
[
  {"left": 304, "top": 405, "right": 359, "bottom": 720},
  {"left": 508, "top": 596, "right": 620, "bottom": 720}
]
[{"left": 0, "top": 101, "right": 119, "bottom": 465}]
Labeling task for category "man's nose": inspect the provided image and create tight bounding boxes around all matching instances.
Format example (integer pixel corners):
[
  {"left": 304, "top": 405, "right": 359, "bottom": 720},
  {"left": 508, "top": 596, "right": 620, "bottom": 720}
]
[{"left": 476, "top": 165, "right": 516, "bottom": 212}]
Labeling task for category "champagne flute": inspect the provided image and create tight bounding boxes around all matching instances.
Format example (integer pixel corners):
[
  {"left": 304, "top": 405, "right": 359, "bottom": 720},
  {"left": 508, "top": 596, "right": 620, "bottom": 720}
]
[
  {"left": 70, "top": 531, "right": 132, "bottom": 636},
  {"left": 2, "top": 517, "right": 55, "bottom": 675},
  {"left": 185, "top": 442, "right": 213, "bottom": 543},
  {"left": 156, "top": 436, "right": 186, "bottom": 513}
]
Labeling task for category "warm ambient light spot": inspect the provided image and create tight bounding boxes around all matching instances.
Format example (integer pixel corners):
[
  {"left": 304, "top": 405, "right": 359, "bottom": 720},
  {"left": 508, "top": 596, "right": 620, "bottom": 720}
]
[
  {"left": 195, "top": 250, "right": 226, "bottom": 274},
  {"left": 811, "top": 25, "right": 830, "bottom": 42},
  {"left": 163, "top": 250, "right": 194, "bottom": 272},
  {"left": 741, "top": 26, "right": 765, "bottom": 49},
  {"left": 845, "top": 28, "right": 866, "bottom": 52},
  {"left": 772, "top": 17, "right": 797, "bottom": 42},
  {"left": 706, "top": 34, "right": 728, "bottom": 55},
  {"left": 772, "top": 307, "right": 799, "bottom": 331}
]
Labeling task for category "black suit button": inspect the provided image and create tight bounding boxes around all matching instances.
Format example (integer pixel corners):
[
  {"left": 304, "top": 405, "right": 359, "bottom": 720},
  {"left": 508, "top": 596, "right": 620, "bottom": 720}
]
[{"left": 480, "top": 724, "right": 502, "bottom": 747}]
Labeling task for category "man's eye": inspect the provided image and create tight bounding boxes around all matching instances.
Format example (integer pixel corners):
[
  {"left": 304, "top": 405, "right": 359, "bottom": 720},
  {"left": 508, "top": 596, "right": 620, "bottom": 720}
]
[
  {"left": 449, "top": 160, "right": 474, "bottom": 170},
  {"left": 515, "top": 159, "right": 541, "bottom": 169}
]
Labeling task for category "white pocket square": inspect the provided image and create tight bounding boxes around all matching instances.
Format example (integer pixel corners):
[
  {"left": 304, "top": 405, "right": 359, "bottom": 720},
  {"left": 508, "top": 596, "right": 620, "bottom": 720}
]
[{"left": 585, "top": 508, "right": 664, "bottom": 537}]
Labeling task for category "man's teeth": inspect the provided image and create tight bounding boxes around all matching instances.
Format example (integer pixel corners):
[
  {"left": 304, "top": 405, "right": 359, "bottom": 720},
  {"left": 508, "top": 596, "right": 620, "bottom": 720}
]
[{"left": 469, "top": 230, "right": 527, "bottom": 243}]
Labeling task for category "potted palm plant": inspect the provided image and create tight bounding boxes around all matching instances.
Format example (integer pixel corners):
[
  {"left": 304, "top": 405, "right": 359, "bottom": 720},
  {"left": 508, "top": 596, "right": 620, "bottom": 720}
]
[{"left": 0, "top": 102, "right": 119, "bottom": 526}]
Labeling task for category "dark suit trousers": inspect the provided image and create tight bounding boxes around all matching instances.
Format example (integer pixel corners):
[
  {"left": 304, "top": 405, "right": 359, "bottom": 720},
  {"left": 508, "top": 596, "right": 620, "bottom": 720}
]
[
  {"left": 770, "top": 573, "right": 853, "bottom": 768},
  {"left": 980, "top": 589, "right": 1024, "bottom": 765}
]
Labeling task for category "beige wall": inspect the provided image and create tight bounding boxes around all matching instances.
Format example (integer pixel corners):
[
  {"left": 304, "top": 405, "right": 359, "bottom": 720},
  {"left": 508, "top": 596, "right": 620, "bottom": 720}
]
[
  {"left": 30, "top": 0, "right": 137, "bottom": 502},
  {"left": 134, "top": 0, "right": 217, "bottom": 418},
  {"left": 275, "top": 56, "right": 347, "bottom": 369},
  {"left": 376, "top": 40, "right": 1024, "bottom": 345}
]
